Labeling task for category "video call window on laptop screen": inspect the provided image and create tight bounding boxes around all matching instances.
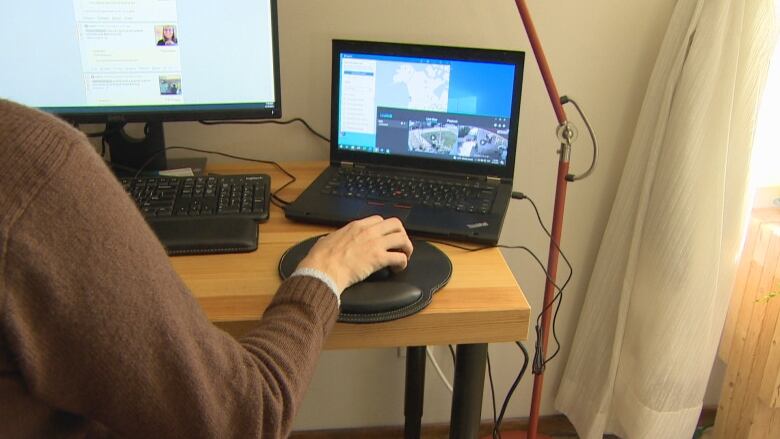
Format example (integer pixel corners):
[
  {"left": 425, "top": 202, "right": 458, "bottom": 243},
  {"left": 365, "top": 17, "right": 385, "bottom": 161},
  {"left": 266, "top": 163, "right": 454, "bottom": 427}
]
[{"left": 336, "top": 51, "right": 517, "bottom": 167}]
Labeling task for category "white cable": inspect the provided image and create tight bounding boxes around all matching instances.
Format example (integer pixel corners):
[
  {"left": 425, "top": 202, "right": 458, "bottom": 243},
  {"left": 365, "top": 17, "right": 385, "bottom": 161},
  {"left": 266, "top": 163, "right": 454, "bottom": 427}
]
[{"left": 426, "top": 347, "right": 453, "bottom": 393}]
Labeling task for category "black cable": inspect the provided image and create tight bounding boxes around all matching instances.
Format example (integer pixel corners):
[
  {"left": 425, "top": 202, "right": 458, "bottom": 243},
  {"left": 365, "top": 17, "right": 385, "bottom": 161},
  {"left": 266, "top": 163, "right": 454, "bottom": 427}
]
[
  {"left": 431, "top": 237, "right": 567, "bottom": 373},
  {"left": 416, "top": 193, "right": 575, "bottom": 371},
  {"left": 493, "top": 244, "right": 565, "bottom": 297},
  {"left": 128, "top": 145, "right": 296, "bottom": 205},
  {"left": 427, "top": 241, "right": 566, "bottom": 306},
  {"left": 422, "top": 197, "right": 571, "bottom": 432},
  {"left": 494, "top": 242, "right": 568, "bottom": 373},
  {"left": 199, "top": 117, "right": 330, "bottom": 143},
  {"left": 448, "top": 344, "right": 456, "bottom": 364},
  {"left": 693, "top": 423, "right": 715, "bottom": 439},
  {"left": 424, "top": 238, "right": 491, "bottom": 252},
  {"left": 413, "top": 203, "right": 570, "bottom": 431},
  {"left": 270, "top": 198, "right": 288, "bottom": 209},
  {"left": 493, "top": 341, "right": 530, "bottom": 438},
  {"left": 521, "top": 194, "right": 573, "bottom": 366},
  {"left": 73, "top": 122, "right": 110, "bottom": 157},
  {"left": 510, "top": 192, "right": 574, "bottom": 369},
  {"left": 487, "top": 352, "right": 499, "bottom": 438},
  {"left": 87, "top": 130, "right": 108, "bottom": 138},
  {"left": 561, "top": 96, "right": 598, "bottom": 182},
  {"left": 104, "top": 160, "right": 141, "bottom": 174}
]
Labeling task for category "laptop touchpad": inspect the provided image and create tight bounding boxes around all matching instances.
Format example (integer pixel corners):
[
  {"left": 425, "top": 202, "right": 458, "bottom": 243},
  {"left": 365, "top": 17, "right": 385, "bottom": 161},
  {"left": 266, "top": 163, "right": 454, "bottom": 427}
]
[{"left": 358, "top": 203, "right": 412, "bottom": 222}]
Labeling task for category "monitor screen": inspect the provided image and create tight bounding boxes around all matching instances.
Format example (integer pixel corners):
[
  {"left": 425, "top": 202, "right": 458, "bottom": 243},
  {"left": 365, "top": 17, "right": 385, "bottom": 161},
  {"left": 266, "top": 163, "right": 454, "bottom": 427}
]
[{"left": 0, "top": 0, "right": 281, "bottom": 123}]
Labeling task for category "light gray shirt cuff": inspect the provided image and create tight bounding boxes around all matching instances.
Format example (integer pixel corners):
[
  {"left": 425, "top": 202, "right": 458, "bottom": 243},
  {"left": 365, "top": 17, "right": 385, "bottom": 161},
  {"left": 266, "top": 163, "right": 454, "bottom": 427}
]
[{"left": 290, "top": 268, "right": 341, "bottom": 305}]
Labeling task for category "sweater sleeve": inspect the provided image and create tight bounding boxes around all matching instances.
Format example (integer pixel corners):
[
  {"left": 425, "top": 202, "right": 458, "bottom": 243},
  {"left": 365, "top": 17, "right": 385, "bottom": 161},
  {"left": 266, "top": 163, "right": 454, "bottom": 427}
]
[{"left": 1, "top": 112, "right": 338, "bottom": 437}]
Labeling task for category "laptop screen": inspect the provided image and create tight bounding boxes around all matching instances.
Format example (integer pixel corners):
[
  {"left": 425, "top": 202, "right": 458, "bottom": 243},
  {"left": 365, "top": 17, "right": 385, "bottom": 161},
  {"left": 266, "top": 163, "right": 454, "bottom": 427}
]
[{"left": 334, "top": 42, "right": 523, "bottom": 170}]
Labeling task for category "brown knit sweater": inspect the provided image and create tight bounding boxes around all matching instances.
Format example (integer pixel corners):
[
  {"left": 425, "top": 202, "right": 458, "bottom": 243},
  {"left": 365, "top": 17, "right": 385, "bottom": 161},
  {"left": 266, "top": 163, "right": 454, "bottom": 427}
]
[{"left": 0, "top": 100, "right": 339, "bottom": 438}]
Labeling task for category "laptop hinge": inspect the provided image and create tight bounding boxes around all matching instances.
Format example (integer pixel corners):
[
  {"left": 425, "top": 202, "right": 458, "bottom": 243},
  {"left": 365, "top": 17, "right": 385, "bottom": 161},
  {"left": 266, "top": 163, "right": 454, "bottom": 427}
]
[
  {"left": 337, "top": 161, "right": 364, "bottom": 168},
  {"left": 486, "top": 176, "right": 502, "bottom": 183}
]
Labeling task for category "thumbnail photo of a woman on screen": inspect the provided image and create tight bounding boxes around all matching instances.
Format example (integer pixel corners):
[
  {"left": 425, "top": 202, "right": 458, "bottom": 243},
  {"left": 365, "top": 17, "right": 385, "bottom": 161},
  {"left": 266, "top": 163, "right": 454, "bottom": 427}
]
[{"left": 156, "top": 25, "right": 178, "bottom": 46}]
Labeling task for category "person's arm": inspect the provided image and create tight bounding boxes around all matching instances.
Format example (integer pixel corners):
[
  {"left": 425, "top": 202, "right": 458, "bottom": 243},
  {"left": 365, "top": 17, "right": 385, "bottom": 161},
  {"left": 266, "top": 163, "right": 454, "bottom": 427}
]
[{"left": 2, "top": 125, "right": 411, "bottom": 437}]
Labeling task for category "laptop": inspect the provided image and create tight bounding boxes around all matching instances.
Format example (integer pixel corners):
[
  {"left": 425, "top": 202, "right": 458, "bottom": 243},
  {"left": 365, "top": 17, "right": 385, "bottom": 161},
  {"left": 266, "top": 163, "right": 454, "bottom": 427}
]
[{"left": 285, "top": 40, "right": 525, "bottom": 244}]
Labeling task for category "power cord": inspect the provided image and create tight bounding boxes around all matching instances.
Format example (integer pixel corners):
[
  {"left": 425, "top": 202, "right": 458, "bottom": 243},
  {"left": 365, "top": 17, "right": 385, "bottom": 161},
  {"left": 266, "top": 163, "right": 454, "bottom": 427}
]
[
  {"left": 424, "top": 239, "right": 492, "bottom": 252},
  {"left": 199, "top": 117, "right": 330, "bottom": 143},
  {"left": 487, "top": 351, "right": 499, "bottom": 434},
  {"left": 492, "top": 342, "right": 530, "bottom": 439},
  {"left": 510, "top": 192, "right": 574, "bottom": 371},
  {"left": 430, "top": 193, "right": 572, "bottom": 436},
  {"left": 73, "top": 122, "right": 115, "bottom": 157},
  {"left": 693, "top": 423, "right": 714, "bottom": 439},
  {"left": 426, "top": 347, "right": 453, "bottom": 393},
  {"left": 427, "top": 234, "right": 570, "bottom": 373},
  {"left": 428, "top": 241, "right": 562, "bottom": 436}
]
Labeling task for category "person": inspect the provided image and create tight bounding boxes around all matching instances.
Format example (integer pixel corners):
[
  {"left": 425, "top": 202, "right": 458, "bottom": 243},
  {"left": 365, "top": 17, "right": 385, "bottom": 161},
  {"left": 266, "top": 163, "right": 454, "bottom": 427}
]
[
  {"left": 0, "top": 99, "right": 413, "bottom": 438},
  {"left": 157, "top": 25, "right": 177, "bottom": 46}
]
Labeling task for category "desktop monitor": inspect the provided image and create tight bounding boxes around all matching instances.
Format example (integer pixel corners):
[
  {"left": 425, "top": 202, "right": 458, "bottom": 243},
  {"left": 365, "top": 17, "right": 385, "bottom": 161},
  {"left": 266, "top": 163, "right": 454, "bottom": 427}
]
[{"left": 0, "top": 0, "right": 281, "bottom": 171}]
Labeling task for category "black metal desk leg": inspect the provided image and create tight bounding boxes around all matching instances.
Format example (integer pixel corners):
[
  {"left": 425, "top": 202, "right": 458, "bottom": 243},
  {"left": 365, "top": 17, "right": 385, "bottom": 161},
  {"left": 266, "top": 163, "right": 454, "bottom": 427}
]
[
  {"left": 405, "top": 346, "right": 426, "bottom": 439},
  {"left": 450, "top": 343, "right": 488, "bottom": 439}
]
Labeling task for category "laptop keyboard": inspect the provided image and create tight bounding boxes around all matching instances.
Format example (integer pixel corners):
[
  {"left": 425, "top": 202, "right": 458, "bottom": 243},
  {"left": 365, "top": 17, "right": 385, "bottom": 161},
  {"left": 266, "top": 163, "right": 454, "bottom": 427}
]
[{"left": 321, "top": 167, "right": 497, "bottom": 214}]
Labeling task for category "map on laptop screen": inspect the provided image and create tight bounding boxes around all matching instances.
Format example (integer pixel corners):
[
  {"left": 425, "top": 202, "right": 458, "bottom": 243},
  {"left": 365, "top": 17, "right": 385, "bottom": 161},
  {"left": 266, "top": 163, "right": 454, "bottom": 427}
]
[{"left": 337, "top": 52, "right": 515, "bottom": 167}]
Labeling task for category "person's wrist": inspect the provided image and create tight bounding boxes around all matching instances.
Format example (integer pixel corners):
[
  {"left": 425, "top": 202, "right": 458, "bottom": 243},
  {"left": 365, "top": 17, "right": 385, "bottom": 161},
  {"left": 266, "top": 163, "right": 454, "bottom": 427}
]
[
  {"left": 290, "top": 267, "right": 343, "bottom": 302},
  {"left": 298, "top": 256, "right": 348, "bottom": 292}
]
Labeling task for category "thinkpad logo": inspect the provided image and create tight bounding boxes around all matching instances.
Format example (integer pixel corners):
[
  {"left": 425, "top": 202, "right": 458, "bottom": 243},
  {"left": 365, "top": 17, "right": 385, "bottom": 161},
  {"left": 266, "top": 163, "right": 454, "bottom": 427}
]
[{"left": 466, "top": 222, "right": 489, "bottom": 229}]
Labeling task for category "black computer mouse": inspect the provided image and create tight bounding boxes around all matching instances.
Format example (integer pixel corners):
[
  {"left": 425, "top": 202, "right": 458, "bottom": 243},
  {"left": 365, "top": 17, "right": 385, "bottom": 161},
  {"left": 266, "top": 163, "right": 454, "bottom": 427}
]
[{"left": 365, "top": 266, "right": 393, "bottom": 282}]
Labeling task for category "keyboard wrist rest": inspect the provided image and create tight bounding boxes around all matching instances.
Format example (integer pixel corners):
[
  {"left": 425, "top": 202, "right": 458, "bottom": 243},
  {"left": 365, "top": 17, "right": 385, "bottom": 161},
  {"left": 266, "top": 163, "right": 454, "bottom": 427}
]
[{"left": 149, "top": 217, "right": 259, "bottom": 256}]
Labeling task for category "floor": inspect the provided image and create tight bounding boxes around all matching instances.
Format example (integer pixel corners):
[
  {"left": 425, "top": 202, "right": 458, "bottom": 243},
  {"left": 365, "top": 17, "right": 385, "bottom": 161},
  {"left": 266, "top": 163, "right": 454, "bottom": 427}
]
[{"left": 290, "top": 409, "right": 717, "bottom": 438}]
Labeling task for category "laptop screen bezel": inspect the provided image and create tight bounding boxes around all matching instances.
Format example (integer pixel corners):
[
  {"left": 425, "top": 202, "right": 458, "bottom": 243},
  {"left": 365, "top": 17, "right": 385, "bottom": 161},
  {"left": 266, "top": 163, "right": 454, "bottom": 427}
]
[{"left": 330, "top": 39, "right": 524, "bottom": 180}]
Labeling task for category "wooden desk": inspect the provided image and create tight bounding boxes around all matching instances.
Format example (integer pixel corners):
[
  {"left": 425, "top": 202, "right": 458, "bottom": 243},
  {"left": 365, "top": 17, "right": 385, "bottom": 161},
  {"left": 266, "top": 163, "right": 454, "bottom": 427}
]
[{"left": 171, "top": 162, "right": 530, "bottom": 438}]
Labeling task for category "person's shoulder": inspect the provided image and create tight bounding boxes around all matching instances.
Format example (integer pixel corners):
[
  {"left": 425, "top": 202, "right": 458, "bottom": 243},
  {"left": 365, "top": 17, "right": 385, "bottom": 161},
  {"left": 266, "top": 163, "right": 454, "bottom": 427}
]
[
  {"left": 0, "top": 100, "right": 88, "bottom": 229},
  {"left": 157, "top": 40, "right": 165, "bottom": 46},
  {"left": 0, "top": 99, "right": 89, "bottom": 176},
  {"left": 0, "top": 99, "right": 83, "bottom": 146}
]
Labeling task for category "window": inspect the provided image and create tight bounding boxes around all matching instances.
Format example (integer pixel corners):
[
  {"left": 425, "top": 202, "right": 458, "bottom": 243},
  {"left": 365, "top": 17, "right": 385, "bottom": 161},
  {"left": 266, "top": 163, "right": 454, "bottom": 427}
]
[{"left": 748, "top": 2, "right": 780, "bottom": 192}]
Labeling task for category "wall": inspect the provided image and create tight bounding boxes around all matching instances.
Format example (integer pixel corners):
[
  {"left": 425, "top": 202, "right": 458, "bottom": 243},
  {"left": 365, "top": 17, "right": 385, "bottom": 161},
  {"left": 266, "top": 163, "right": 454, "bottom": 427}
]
[{"left": 159, "top": 0, "right": 692, "bottom": 430}]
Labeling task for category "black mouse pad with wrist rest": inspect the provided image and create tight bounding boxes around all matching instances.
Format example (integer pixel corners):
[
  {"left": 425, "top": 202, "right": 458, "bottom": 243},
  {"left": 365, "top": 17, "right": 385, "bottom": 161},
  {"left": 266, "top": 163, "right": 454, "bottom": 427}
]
[{"left": 278, "top": 236, "right": 452, "bottom": 323}]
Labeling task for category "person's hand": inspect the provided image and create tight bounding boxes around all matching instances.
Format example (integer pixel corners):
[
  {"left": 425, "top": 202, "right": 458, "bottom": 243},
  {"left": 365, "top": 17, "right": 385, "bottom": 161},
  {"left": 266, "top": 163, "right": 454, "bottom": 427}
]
[{"left": 296, "top": 216, "right": 414, "bottom": 292}]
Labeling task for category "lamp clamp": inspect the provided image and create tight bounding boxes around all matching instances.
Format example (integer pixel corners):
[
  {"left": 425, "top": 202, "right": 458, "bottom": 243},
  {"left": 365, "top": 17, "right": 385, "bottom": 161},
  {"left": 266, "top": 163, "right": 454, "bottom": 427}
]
[{"left": 556, "top": 121, "right": 578, "bottom": 145}]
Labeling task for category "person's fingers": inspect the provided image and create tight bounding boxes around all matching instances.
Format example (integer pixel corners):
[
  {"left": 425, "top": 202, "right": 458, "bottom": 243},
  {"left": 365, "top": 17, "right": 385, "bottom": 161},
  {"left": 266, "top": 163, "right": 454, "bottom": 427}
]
[
  {"left": 328, "top": 216, "right": 377, "bottom": 240},
  {"left": 383, "top": 251, "right": 410, "bottom": 272},
  {"left": 378, "top": 231, "right": 414, "bottom": 259},
  {"left": 353, "top": 215, "right": 384, "bottom": 229},
  {"left": 369, "top": 216, "right": 406, "bottom": 237}
]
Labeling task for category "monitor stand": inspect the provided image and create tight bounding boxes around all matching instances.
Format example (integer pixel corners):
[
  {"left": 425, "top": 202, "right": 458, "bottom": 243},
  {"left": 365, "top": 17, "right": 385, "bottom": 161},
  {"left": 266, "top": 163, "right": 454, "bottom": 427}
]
[{"left": 105, "top": 121, "right": 206, "bottom": 177}]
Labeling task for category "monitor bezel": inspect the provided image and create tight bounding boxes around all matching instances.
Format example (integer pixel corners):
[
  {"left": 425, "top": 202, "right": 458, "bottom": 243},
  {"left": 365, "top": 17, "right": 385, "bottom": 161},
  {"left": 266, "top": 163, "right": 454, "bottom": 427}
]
[
  {"left": 52, "top": 0, "right": 282, "bottom": 124},
  {"left": 330, "top": 39, "right": 525, "bottom": 180}
]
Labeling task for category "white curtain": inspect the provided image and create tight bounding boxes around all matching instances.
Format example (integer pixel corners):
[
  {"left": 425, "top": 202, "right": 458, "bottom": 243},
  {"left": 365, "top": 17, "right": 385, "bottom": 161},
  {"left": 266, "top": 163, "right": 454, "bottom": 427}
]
[{"left": 554, "top": 0, "right": 777, "bottom": 438}]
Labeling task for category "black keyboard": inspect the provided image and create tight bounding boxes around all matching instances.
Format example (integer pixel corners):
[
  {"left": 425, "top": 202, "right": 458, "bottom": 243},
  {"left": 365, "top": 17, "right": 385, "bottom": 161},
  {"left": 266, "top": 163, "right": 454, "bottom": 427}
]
[
  {"left": 120, "top": 174, "right": 271, "bottom": 222},
  {"left": 323, "top": 167, "right": 497, "bottom": 214}
]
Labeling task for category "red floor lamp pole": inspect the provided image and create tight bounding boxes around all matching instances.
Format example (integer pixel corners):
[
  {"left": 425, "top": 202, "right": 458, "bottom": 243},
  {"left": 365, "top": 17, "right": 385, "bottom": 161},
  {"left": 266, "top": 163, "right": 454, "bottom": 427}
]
[{"left": 515, "top": 1, "right": 573, "bottom": 438}]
